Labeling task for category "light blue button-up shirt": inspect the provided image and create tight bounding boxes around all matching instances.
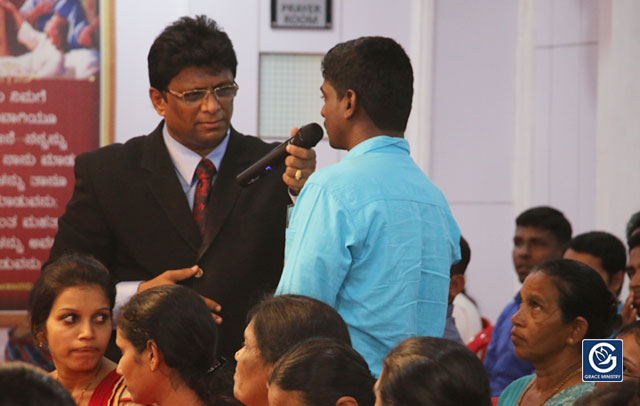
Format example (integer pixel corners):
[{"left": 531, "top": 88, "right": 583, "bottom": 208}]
[{"left": 276, "top": 135, "right": 461, "bottom": 376}]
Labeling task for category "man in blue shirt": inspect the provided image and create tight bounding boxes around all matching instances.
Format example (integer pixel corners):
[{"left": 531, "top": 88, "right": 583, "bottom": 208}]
[
  {"left": 275, "top": 36, "right": 461, "bottom": 376},
  {"left": 483, "top": 206, "right": 571, "bottom": 397}
]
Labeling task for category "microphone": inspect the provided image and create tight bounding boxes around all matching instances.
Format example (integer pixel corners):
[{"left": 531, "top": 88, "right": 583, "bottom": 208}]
[{"left": 236, "top": 123, "right": 324, "bottom": 186}]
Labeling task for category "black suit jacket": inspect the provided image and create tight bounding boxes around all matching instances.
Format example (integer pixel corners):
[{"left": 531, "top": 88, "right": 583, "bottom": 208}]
[{"left": 49, "top": 122, "right": 291, "bottom": 357}]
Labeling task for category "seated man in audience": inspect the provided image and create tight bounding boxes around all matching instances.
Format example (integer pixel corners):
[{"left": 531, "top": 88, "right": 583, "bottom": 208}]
[
  {"left": 483, "top": 206, "right": 572, "bottom": 397},
  {"left": 622, "top": 233, "right": 640, "bottom": 325},
  {"left": 564, "top": 231, "right": 626, "bottom": 309},
  {"left": 445, "top": 235, "right": 482, "bottom": 344}
]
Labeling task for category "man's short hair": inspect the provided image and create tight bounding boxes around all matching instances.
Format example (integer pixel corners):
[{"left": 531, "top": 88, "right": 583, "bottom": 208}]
[
  {"left": 629, "top": 233, "right": 640, "bottom": 253},
  {"left": 627, "top": 211, "right": 640, "bottom": 243},
  {"left": 515, "top": 206, "right": 572, "bottom": 246},
  {"left": 451, "top": 236, "right": 470, "bottom": 276},
  {"left": 567, "top": 231, "right": 626, "bottom": 279},
  {"left": 147, "top": 15, "right": 238, "bottom": 92},
  {"left": 321, "top": 36, "right": 413, "bottom": 133}
]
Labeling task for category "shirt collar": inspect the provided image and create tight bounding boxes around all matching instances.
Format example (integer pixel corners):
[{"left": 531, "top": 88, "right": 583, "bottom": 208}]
[
  {"left": 162, "top": 123, "right": 230, "bottom": 184},
  {"left": 344, "top": 135, "right": 409, "bottom": 160}
]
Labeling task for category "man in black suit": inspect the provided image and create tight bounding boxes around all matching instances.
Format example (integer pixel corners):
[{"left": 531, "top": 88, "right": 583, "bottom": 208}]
[{"left": 48, "top": 15, "right": 316, "bottom": 359}]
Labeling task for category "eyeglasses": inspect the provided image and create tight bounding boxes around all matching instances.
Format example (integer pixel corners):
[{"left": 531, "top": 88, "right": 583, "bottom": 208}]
[{"left": 166, "top": 82, "right": 239, "bottom": 105}]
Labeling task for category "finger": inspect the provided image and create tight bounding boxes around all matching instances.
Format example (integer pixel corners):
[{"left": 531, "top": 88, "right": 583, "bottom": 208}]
[
  {"left": 286, "top": 144, "right": 317, "bottom": 161},
  {"left": 211, "top": 313, "right": 223, "bottom": 325},
  {"left": 164, "top": 265, "right": 201, "bottom": 282},
  {"left": 284, "top": 166, "right": 309, "bottom": 180},
  {"left": 201, "top": 296, "right": 222, "bottom": 313},
  {"left": 282, "top": 172, "right": 304, "bottom": 193},
  {"left": 285, "top": 155, "right": 316, "bottom": 173},
  {"left": 290, "top": 127, "right": 299, "bottom": 138}
]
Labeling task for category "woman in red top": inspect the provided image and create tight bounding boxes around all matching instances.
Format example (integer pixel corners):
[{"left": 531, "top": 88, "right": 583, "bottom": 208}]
[{"left": 28, "top": 254, "right": 139, "bottom": 406}]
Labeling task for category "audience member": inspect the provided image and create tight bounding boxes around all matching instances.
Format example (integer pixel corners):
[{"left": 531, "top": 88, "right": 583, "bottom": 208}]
[
  {"left": 564, "top": 231, "right": 626, "bottom": 302},
  {"left": 116, "top": 284, "right": 240, "bottom": 406},
  {"left": 0, "top": 361, "right": 74, "bottom": 406},
  {"left": 484, "top": 206, "right": 572, "bottom": 397},
  {"left": 622, "top": 234, "right": 640, "bottom": 325},
  {"left": 267, "top": 338, "right": 375, "bottom": 406},
  {"left": 573, "top": 380, "right": 640, "bottom": 406},
  {"left": 449, "top": 235, "right": 483, "bottom": 344},
  {"left": 627, "top": 211, "right": 640, "bottom": 242},
  {"left": 497, "top": 259, "right": 618, "bottom": 406},
  {"left": 28, "top": 254, "right": 137, "bottom": 405},
  {"left": 276, "top": 35, "right": 460, "bottom": 376},
  {"left": 374, "top": 336, "right": 491, "bottom": 406},
  {"left": 48, "top": 15, "right": 315, "bottom": 361},
  {"left": 234, "top": 295, "right": 351, "bottom": 406},
  {"left": 617, "top": 321, "right": 640, "bottom": 381},
  {"left": 4, "top": 318, "right": 54, "bottom": 371}
]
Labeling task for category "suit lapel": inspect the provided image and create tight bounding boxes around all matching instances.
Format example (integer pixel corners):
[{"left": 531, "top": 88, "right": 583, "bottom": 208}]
[
  {"left": 197, "top": 128, "right": 251, "bottom": 260},
  {"left": 141, "top": 122, "right": 201, "bottom": 252}
]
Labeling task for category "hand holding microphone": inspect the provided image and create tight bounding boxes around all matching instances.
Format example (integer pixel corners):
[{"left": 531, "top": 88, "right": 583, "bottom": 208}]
[{"left": 236, "top": 123, "right": 323, "bottom": 188}]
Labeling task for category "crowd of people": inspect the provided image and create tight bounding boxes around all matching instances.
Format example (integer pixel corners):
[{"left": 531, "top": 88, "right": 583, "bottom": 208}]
[{"left": 1, "top": 12, "right": 640, "bottom": 406}]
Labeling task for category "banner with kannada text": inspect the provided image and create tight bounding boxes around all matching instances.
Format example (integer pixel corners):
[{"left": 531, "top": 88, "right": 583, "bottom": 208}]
[{"left": 0, "top": 0, "right": 111, "bottom": 311}]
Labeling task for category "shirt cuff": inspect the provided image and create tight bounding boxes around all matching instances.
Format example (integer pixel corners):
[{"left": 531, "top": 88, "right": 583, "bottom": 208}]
[
  {"left": 114, "top": 281, "right": 141, "bottom": 324},
  {"left": 288, "top": 188, "right": 298, "bottom": 204}
]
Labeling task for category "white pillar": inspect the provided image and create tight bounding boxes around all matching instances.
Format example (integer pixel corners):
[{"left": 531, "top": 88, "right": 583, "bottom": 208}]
[{"left": 406, "top": 0, "right": 435, "bottom": 174}]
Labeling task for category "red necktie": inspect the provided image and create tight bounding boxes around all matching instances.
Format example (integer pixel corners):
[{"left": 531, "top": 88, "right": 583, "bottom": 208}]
[{"left": 193, "top": 159, "right": 216, "bottom": 235}]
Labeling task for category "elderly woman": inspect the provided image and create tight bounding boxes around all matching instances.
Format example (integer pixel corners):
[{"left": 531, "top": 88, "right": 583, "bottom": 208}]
[
  {"left": 267, "top": 338, "right": 375, "bottom": 406},
  {"left": 116, "top": 284, "right": 240, "bottom": 406},
  {"left": 28, "top": 254, "right": 138, "bottom": 406},
  {"left": 498, "top": 259, "right": 619, "bottom": 406},
  {"left": 233, "top": 295, "right": 352, "bottom": 406},
  {"left": 374, "top": 336, "right": 491, "bottom": 406}
]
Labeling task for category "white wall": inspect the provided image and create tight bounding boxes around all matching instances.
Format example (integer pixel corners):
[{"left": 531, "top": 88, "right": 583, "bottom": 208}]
[
  {"left": 596, "top": 0, "right": 640, "bottom": 239},
  {"left": 430, "top": 0, "right": 518, "bottom": 322}
]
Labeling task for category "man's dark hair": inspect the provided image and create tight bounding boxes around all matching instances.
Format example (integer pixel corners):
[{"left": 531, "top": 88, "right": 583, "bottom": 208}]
[
  {"left": 0, "top": 362, "right": 75, "bottom": 406},
  {"left": 247, "top": 294, "right": 351, "bottom": 364},
  {"left": 269, "top": 338, "right": 375, "bottom": 406},
  {"left": 451, "top": 236, "right": 470, "bottom": 276},
  {"left": 516, "top": 206, "right": 572, "bottom": 246},
  {"left": 629, "top": 233, "right": 640, "bottom": 253},
  {"left": 627, "top": 211, "right": 640, "bottom": 243},
  {"left": 567, "top": 231, "right": 627, "bottom": 279},
  {"left": 148, "top": 15, "right": 238, "bottom": 91},
  {"left": 534, "top": 259, "right": 618, "bottom": 339},
  {"left": 378, "top": 337, "right": 491, "bottom": 406},
  {"left": 321, "top": 36, "right": 413, "bottom": 133}
]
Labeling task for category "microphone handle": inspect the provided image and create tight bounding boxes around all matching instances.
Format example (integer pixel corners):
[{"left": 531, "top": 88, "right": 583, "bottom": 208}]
[
  {"left": 236, "top": 141, "right": 290, "bottom": 186},
  {"left": 236, "top": 122, "right": 323, "bottom": 186}
]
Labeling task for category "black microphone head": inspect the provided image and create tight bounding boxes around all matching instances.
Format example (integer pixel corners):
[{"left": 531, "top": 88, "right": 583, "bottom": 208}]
[{"left": 291, "top": 123, "right": 324, "bottom": 148}]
